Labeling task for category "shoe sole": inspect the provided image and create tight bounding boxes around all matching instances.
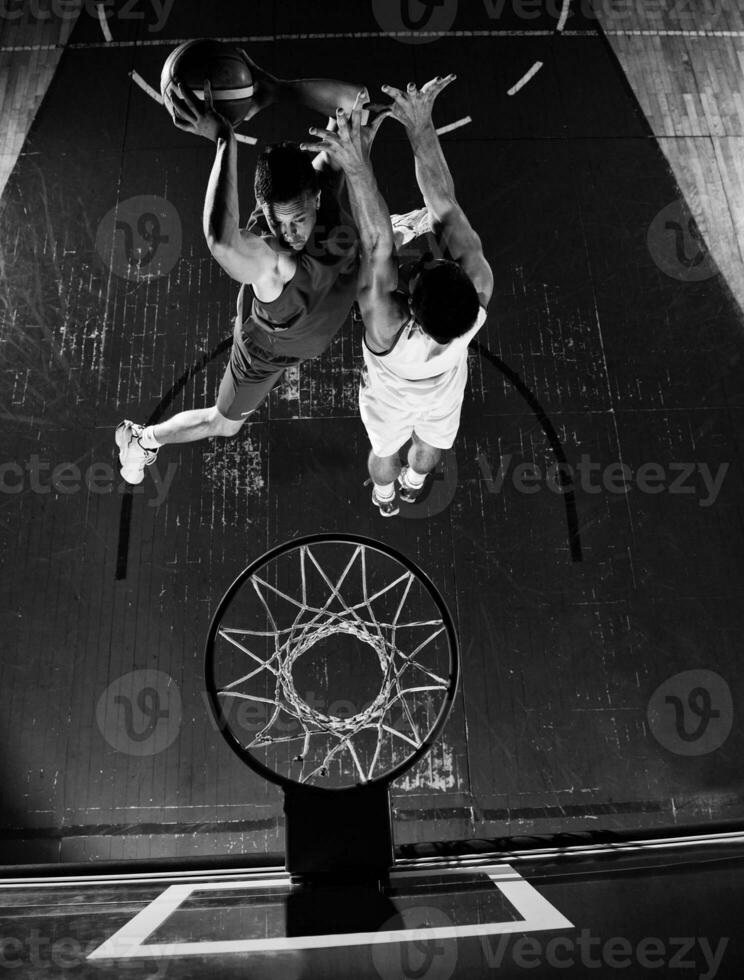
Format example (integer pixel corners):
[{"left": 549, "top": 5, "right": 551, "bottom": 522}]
[{"left": 115, "top": 424, "right": 146, "bottom": 485}]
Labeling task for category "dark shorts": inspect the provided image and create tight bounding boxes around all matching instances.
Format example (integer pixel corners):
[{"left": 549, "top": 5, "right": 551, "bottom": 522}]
[{"left": 216, "top": 328, "right": 301, "bottom": 421}]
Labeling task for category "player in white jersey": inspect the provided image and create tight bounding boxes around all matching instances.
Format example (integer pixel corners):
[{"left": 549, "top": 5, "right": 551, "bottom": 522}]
[{"left": 303, "top": 76, "right": 493, "bottom": 515}]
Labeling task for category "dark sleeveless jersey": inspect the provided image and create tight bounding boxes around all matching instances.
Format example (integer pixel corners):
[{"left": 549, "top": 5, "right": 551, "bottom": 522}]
[{"left": 234, "top": 168, "right": 359, "bottom": 362}]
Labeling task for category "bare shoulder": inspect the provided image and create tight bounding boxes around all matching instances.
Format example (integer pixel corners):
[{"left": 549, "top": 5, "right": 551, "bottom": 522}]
[
  {"left": 250, "top": 242, "right": 298, "bottom": 301},
  {"left": 360, "top": 288, "right": 409, "bottom": 354},
  {"left": 211, "top": 223, "right": 285, "bottom": 287}
]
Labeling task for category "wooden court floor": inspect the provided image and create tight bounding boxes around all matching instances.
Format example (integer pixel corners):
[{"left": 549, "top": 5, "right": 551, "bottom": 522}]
[{"left": 0, "top": 1, "right": 743, "bottom": 865}]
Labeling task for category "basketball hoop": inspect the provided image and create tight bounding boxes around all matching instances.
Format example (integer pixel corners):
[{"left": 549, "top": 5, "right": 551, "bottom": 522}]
[
  {"left": 205, "top": 533, "right": 458, "bottom": 790},
  {"left": 205, "top": 533, "right": 460, "bottom": 879}
]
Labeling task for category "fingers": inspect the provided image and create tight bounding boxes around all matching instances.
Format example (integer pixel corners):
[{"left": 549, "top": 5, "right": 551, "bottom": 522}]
[
  {"left": 367, "top": 109, "right": 390, "bottom": 139},
  {"left": 381, "top": 83, "right": 406, "bottom": 103},
  {"left": 203, "top": 78, "right": 214, "bottom": 112},
  {"left": 299, "top": 142, "right": 326, "bottom": 154},
  {"left": 168, "top": 90, "right": 197, "bottom": 124},
  {"left": 382, "top": 75, "right": 457, "bottom": 102},
  {"left": 365, "top": 103, "right": 392, "bottom": 126},
  {"left": 420, "top": 73, "right": 457, "bottom": 95},
  {"left": 308, "top": 125, "right": 340, "bottom": 144},
  {"left": 335, "top": 106, "right": 350, "bottom": 134},
  {"left": 171, "top": 77, "right": 200, "bottom": 113},
  {"left": 348, "top": 89, "right": 368, "bottom": 134}
]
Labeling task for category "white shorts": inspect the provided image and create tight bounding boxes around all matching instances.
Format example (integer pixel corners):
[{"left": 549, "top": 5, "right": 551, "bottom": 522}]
[{"left": 358, "top": 358, "right": 469, "bottom": 458}]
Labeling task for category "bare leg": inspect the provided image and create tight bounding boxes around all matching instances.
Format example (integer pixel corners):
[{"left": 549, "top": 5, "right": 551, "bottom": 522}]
[
  {"left": 368, "top": 450, "right": 401, "bottom": 486},
  {"left": 152, "top": 406, "right": 245, "bottom": 445},
  {"left": 408, "top": 432, "right": 441, "bottom": 475},
  {"left": 116, "top": 406, "right": 246, "bottom": 485}
]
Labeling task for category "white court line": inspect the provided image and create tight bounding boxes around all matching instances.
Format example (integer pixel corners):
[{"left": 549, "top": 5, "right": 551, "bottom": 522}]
[
  {"left": 7, "top": 29, "right": 744, "bottom": 53},
  {"left": 87, "top": 863, "right": 573, "bottom": 959},
  {"left": 398, "top": 829, "right": 744, "bottom": 869},
  {"left": 1, "top": 32, "right": 576, "bottom": 53},
  {"left": 96, "top": 3, "right": 113, "bottom": 43},
  {"left": 508, "top": 61, "right": 544, "bottom": 95},
  {"left": 130, "top": 70, "right": 163, "bottom": 104},
  {"left": 557, "top": 0, "right": 571, "bottom": 33},
  {"left": 436, "top": 115, "right": 471, "bottom": 136},
  {"left": 0, "top": 868, "right": 290, "bottom": 889},
  {"left": 4, "top": 828, "right": 744, "bottom": 890}
]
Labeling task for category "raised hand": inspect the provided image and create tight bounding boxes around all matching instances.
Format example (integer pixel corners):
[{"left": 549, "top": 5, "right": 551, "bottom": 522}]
[
  {"left": 166, "top": 78, "right": 234, "bottom": 142},
  {"left": 300, "top": 91, "right": 390, "bottom": 176},
  {"left": 382, "top": 74, "right": 456, "bottom": 135}
]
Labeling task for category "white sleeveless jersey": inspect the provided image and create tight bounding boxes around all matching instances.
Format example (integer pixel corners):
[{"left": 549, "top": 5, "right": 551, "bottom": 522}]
[
  {"left": 359, "top": 308, "right": 488, "bottom": 456},
  {"left": 362, "top": 307, "right": 487, "bottom": 383}
]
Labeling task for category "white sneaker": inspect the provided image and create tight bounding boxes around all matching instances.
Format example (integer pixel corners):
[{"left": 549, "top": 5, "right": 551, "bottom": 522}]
[
  {"left": 115, "top": 420, "right": 158, "bottom": 485},
  {"left": 371, "top": 485, "right": 399, "bottom": 517},
  {"left": 397, "top": 465, "right": 427, "bottom": 504}
]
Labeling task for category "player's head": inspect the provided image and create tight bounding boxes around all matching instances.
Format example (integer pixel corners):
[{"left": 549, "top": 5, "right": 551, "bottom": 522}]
[
  {"left": 254, "top": 142, "right": 321, "bottom": 250},
  {"left": 408, "top": 258, "right": 480, "bottom": 343}
]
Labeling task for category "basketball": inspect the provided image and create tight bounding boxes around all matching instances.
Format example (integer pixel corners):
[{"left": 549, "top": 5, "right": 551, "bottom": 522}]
[{"left": 160, "top": 39, "right": 256, "bottom": 125}]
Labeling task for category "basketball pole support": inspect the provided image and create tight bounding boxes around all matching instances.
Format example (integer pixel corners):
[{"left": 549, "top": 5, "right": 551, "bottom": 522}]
[{"left": 283, "top": 782, "right": 394, "bottom": 884}]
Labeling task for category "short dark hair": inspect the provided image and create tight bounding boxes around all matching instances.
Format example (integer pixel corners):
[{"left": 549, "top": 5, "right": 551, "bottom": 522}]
[
  {"left": 254, "top": 141, "right": 320, "bottom": 205},
  {"left": 410, "top": 260, "right": 480, "bottom": 342}
]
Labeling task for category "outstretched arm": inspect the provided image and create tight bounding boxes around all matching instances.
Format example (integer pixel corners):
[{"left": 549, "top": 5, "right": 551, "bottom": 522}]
[
  {"left": 236, "top": 53, "right": 366, "bottom": 133},
  {"left": 384, "top": 76, "right": 494, "bottom": 307},
  {"left": 302, "top": 97, "right": 407, "bottom": 351},
  {"left": 168, "top": 81, "right": 279, "bottom": 286},
  {"left": 282, "top": 77, "right": 367, "bottom": 117}
]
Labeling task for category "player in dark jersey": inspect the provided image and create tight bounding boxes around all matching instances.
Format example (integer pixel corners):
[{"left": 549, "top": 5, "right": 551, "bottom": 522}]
[{"left": 115, "top": 61, "right": 386, "bottom": 485}]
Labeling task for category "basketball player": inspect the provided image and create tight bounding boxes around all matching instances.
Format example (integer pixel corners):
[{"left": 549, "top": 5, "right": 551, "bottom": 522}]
[
  {"left": 115, "top": 61, "right": 385, "bottom": 485},
  {"left": 303, "top": 78, "right": 493, "bottom": 515}
]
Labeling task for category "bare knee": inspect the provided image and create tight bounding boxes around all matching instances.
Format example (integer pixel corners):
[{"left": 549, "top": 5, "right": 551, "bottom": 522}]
[
  {"left": 410, "top": 434, "right": 441, "bottom": 472},
  {"left": 208, "top": 406, "right": 245, "bottom": 438},
  {"left": 368, "top": 450, "right": 401, "bottom": 484}
]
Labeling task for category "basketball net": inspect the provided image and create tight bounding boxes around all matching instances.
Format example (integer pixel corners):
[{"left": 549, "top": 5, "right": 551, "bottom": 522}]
[{"left": 216, "top": 542, "right": 451, "bottom": 786}]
